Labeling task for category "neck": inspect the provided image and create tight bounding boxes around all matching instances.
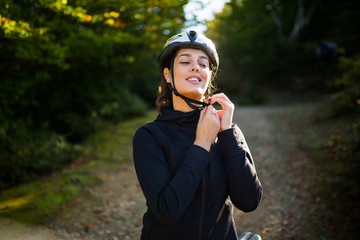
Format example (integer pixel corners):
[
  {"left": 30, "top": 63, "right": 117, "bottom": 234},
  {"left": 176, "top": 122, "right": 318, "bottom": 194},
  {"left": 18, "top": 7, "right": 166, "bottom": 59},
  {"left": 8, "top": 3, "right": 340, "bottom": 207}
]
[{"left": 172, "top": 93, "right": 203, "bottom": 112}]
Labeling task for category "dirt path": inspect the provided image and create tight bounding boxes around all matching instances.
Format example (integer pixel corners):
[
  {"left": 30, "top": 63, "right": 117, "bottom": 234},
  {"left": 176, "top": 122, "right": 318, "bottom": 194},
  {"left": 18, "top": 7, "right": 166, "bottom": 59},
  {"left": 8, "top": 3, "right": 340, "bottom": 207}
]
[
  {"left": 1, "top": 106, "right": 315, "bottom": 240},
  {"left": 232, "top": 106, "right": 315, "bottom": 240}
]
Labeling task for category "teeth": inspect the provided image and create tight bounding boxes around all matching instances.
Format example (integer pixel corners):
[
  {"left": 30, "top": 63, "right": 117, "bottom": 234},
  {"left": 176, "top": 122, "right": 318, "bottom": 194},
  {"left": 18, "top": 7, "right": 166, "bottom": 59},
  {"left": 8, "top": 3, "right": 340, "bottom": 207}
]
[{"left": 188, "top": 78, "right": 200, "bottom": 81}]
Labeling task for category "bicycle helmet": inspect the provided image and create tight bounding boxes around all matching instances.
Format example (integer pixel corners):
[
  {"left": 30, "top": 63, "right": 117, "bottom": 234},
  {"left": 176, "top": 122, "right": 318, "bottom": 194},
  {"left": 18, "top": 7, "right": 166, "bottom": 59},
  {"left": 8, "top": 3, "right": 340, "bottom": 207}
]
[{"left": 158, "top": 30, "right": 219, "bottom": 110}]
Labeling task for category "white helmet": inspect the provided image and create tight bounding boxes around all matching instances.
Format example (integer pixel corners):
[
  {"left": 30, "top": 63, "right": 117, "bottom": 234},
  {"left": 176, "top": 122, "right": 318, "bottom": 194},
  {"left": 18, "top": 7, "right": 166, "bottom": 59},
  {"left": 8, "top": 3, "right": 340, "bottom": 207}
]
[{"left": 158, "top": 30, "right": 219, "bottom": 73}]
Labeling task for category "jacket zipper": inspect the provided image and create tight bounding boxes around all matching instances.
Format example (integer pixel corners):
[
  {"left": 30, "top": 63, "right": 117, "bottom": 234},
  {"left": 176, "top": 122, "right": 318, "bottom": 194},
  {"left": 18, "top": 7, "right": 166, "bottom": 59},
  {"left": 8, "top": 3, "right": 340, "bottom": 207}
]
[{"left": 197, "top": 174, "right": 206, "bottom": 240}]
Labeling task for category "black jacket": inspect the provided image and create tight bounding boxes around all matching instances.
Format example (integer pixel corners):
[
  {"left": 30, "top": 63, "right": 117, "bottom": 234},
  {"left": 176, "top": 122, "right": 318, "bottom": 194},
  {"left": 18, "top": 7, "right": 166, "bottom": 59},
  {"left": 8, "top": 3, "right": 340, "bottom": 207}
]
[{"left": 133, "top": 108, "right": 262, "bottom": 240}]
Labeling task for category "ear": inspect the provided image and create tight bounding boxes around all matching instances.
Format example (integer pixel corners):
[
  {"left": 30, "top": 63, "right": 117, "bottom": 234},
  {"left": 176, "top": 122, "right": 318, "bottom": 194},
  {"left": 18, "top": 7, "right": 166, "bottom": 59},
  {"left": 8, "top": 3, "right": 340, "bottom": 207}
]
[{"left": 163, "top": 68, "right": 171, "bottom": 83}]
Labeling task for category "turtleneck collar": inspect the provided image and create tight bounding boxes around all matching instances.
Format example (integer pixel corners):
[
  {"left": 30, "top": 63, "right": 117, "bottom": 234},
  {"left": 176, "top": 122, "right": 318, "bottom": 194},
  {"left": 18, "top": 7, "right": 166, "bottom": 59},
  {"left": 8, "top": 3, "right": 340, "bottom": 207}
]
[{"left": 156, "top": 107, "right": 200, "bottom": 127}]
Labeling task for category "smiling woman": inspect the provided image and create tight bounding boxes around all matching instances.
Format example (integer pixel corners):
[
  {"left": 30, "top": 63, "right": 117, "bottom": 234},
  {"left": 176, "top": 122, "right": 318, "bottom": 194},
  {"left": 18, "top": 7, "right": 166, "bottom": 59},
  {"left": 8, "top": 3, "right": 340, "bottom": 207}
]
[
  {"left": 132, "top": 30, "right": 263, "bottom": 240},
  {"left": 163, "top": 48, "right": 212, "bottom": 109},
  {"left": 157, "top": 30, "right": 218, "bottom": 111}
]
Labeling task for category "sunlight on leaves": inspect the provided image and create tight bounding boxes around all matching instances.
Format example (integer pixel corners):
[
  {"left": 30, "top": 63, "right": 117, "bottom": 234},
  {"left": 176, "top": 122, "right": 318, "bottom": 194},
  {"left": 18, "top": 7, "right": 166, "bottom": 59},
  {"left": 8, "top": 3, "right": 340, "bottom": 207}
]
[{"left": 0, "top": 15, "right": 50, "bottom": 39}]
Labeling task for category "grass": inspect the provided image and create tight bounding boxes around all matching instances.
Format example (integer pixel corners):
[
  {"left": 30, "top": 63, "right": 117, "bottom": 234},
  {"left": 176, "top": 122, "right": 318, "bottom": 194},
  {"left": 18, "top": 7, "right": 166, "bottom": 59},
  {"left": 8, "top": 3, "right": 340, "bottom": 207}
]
[
  {"left": 0, "top": 110, "right": 157, "bottom": 224},
  {"left": 0, "top": 171, "right": 97, "bottom": 224},
  {"left": 85, "top": 110, "right": 157, "bottom": 164}
]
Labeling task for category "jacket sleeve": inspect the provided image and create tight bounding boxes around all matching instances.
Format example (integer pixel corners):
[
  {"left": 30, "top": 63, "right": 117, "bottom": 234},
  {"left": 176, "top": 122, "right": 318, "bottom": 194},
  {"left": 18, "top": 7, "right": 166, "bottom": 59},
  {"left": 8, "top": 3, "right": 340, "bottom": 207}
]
[
  {"left": 217, "top": 124, "right": 263, "bottom": 212},
  {"left": 133, "top": 125, "right": 211, "bottom": 225}
]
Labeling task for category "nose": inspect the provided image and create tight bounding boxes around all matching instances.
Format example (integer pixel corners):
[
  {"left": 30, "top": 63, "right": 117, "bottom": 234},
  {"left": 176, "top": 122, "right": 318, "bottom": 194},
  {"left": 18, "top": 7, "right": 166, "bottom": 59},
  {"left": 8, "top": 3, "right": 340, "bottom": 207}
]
[{"left": 191, "top": 62, "right": 200, "bottom": 72}]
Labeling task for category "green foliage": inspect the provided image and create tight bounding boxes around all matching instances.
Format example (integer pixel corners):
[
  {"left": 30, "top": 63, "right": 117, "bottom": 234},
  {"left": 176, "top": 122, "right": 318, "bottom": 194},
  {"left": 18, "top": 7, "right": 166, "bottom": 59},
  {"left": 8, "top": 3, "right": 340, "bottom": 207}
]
[
  {"left": 0, "top": 0, "right": 188, "bottom": 187},
  {"left": 0, "top": 121, "right": 81, "bottom": 188},
  {"left": 314, "top": 54, "right": 360, "bottom": 120},
  {"left": 299, "top": 54, "right": 360, "bottom": 239},
  {"left": 206, "top": 0, "right": 360, "bottom": 102},
  {"left": 206, "top": 0, "right": 308, "bottom": 101},
  {"left": 300, "top": 112, "right": 360, "bottom": 239}
]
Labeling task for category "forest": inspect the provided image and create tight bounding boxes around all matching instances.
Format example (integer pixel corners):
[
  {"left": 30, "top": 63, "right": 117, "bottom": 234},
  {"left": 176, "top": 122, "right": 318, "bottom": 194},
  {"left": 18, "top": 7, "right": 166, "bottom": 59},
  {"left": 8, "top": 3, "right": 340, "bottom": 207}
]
[
  {"left": 1, "top": 0, "right": 189, "bottom": 187},
  {"left": 0, "top": 0, "right": 359, "bottom": 239}
]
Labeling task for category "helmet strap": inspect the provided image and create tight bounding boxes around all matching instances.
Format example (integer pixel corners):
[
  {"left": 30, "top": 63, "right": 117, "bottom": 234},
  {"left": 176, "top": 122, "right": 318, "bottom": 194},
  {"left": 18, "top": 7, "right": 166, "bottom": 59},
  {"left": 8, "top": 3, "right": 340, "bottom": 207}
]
[{"left": 168, "top": 56, "right": 209, "bottom": 111}]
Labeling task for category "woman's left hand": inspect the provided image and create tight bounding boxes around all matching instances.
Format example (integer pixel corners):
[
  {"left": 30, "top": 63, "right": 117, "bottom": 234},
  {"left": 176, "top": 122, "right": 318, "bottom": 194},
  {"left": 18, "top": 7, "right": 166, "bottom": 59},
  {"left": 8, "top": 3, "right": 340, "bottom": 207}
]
[{"left": 207, "top": 93, "right": 234, "bottom": 131}]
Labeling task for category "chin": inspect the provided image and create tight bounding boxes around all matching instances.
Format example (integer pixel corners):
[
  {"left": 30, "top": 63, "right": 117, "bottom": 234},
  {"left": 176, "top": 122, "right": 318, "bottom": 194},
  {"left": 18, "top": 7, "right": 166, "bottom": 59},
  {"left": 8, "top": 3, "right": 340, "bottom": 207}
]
[
  {"left": 177, "top": 85, "right": 207, "bottom": 99},
  {"left": 183, "top": 91, "right": 205, "bottom": 100}
]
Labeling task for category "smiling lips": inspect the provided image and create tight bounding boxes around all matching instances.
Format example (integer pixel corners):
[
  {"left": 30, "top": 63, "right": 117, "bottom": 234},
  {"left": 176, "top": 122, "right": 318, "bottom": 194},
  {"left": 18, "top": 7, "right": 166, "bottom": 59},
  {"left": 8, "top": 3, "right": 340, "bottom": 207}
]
[{"left": 186, "top": 76, "right": 201, "bottom": 83}]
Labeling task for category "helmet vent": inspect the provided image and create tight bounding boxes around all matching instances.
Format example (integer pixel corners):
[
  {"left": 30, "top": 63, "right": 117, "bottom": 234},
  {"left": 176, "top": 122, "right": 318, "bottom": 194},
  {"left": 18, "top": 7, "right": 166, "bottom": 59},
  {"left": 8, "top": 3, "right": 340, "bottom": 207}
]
[{"left": 187, "top": 30, "right": 198, "bottom": 42}]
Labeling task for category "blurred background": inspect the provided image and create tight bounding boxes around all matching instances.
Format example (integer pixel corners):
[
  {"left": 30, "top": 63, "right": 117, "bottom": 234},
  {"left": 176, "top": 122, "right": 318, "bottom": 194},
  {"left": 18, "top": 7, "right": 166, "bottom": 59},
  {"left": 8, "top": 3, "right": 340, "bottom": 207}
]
[{"left": 0, "top": 0, "right": 359, "bottom": 239}]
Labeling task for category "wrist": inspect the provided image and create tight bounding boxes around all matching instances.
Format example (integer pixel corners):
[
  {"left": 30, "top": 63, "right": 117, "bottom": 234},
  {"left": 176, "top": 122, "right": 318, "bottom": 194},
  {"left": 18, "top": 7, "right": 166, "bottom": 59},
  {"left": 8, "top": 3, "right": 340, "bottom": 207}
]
[
  {"left": 194, "top": 140, "right": 211, "bottom": 152},
  {"left": 221, "top": 124, "right": 232, "bottom": 131}
]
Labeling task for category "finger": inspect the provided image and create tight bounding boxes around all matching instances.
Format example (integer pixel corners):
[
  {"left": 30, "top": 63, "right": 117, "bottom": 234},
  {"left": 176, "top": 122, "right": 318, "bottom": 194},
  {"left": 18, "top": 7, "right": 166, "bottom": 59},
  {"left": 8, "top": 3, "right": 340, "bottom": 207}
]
[
  {"left": 210, "top": 93, "right": 232, "bottom": 105},
  {"left": 216, "top": 92, "right": 231, "bottom": 102},
  {"left": 211, "top": 96, "right": 234, "bottom": 111},
  {"left": 210, "top": 106, "right": 221, "bottom": 122},
  {"left": 199, "top": 106, "right": 207, "bottom": 119},
  {"left": 214, "top": 110, "right": 220, "bottom": 120},
  {"left": 206, "top": 104, "right": 214, "bottom": 115},
  {"left": 205, "top": 97, "right": 211, "bottom": 104},
  {"left": 211, "top": 98, "right": 231, "bottom": 112},
  {"left": 205, "top": 105, "right": 217, "bottom": 120}
]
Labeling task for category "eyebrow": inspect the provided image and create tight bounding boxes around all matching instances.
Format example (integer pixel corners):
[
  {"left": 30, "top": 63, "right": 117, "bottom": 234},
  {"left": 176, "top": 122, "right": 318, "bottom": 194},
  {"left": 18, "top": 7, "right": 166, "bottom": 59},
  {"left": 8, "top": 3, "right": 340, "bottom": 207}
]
[{"left": 177, "top": 53, "right": 209, "bottom": 60}]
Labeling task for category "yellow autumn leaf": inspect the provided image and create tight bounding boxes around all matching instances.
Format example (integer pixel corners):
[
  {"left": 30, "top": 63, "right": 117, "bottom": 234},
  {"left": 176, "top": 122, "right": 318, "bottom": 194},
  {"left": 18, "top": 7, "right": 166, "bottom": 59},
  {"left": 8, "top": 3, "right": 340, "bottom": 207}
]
[
  {"left": 109, "top": 11, "right": 120, "bottom": 18},
  {"left": 105, "top": 19, "right": 114, "bottom": 26}
]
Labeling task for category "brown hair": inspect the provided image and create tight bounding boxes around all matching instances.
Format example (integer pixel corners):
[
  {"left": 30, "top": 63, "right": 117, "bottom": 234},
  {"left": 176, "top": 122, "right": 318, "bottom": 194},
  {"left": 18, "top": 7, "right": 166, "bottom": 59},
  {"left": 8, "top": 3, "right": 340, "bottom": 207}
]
[{"left": 156, "top": 49, "right": 217, "bottom": 114}]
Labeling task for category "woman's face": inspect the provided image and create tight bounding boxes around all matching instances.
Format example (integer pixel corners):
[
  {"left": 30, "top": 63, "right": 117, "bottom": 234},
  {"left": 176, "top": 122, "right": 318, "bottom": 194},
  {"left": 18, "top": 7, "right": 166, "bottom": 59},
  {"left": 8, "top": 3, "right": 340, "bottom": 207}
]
[{"left": 163, "top": 48, "right": 212, "bottom": 100}]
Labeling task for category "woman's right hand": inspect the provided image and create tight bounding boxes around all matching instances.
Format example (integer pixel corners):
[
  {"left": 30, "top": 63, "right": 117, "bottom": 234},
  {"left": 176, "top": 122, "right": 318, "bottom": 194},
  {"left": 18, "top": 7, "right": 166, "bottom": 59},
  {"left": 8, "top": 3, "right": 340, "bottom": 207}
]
[{"left": 194, "top": 105, "right": 220, "bottom": 152}]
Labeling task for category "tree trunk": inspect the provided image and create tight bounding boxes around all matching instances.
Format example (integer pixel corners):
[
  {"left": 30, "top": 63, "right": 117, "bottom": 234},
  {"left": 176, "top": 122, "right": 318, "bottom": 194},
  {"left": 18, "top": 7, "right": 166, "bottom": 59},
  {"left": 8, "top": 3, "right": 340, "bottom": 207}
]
[{"left": 268, "top": 0, "right": 319, "bottom": 44}]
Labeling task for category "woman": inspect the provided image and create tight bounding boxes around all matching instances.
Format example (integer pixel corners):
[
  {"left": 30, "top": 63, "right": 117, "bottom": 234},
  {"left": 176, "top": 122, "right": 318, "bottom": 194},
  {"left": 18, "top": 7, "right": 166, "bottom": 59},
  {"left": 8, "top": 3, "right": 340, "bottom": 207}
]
[{"left": 133, "top": 30, "right": 262, "bottom": 240}]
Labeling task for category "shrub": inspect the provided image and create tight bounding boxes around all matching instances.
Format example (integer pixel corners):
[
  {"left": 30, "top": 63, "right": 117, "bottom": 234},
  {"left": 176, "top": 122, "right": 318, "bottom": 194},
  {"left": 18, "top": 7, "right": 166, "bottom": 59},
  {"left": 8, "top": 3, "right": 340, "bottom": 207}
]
[
  {"left": 309, "top": 54, "right": 360, "bottom": 239},
  {"left": 314, "top": 54, "right": 360, "bottom": 120},
  {"left": 0, "top": 122, "right": 80, "bottom": 189}
]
